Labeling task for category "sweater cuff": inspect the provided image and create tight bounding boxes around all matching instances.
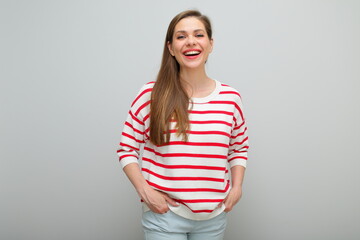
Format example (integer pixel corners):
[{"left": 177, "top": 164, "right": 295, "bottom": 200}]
[
  {"left": 229, "top": 158, "right": 247, "bottom": 169},
  {"left": 120, "top": 156, "right": 139, "bottom": 169}
]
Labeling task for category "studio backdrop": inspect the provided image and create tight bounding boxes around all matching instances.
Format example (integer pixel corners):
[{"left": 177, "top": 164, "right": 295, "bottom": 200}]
[{"left": 1, "top": 0, "right": 359, "bottom": 239}]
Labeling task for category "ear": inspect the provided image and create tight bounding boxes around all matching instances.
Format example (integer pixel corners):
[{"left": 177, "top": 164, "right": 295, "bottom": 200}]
[
  {"left": 167, "top": 41, "right": 174, "bottom": 56},
  {"left": 209, "top": 38, "right": 214, "bottom": 53}
]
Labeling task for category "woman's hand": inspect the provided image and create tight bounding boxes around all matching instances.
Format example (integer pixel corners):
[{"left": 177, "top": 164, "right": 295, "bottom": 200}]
[
  {"left": 122, "top": 163, "right": 179, "bottom": 214},
  {"left": 218, "top": 186, "right": 242, "bottom": 212},
  {"left": 140, "top": 185, "right": 179, "bottom": 214},
  {"left": 219, "top": 166, "right": 245, "bottom": 212}
]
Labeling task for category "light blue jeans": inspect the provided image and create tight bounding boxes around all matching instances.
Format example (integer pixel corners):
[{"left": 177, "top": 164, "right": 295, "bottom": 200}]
[{"left": 141, "top": 210, "right": 227, "bottom": 240}]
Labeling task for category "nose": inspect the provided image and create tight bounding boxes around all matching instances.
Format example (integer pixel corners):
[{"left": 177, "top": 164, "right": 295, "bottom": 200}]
[{"left": 186, "top": 35, "right": 196, "bottom": 46}]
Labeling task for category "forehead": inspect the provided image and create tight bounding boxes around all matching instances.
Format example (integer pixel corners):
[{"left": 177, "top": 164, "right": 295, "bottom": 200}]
[{"left": 174, "top": 17, "right": 206, "bottom": 33}]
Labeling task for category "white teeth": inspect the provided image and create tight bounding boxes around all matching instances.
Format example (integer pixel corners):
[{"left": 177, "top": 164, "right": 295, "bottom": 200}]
[{"left": 184, "top": 51, "right": 200, "bottom": 56}]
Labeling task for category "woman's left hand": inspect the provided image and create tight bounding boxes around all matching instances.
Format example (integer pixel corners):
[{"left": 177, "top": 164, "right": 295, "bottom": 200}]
[{"left": 218, "top": 186, "right": 242, "bottom": 212}]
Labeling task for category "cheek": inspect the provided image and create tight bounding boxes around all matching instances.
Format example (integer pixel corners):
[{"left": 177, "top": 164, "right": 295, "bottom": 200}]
[
  {"left": 171, "top": 41, "right": 181, "bottom": 49},
  {"left": 201, "top": 41, "right": 212, "bottom": 51},
  {"left": 174, "top": 45, "right": 183, "bottom": 54},
  {"left": 203, "top": 46, "right": 212, "bottom": 55}
]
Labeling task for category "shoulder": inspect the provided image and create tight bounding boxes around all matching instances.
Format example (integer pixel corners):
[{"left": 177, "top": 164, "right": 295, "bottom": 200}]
[
  {"left": 127, "top": 81, "right": 155, "bottom": 119},
  {"left": 217, "top": 80, "right": 243, "bottom": 102},
  {"left": 218, "top": 80, "right": 246, "bottom": 122},
  {"left": 136, "top": 81, "right": 156, "bottom": 97},
  {"left": 130, "top": 81, "right": 155, "bottom": 107}
]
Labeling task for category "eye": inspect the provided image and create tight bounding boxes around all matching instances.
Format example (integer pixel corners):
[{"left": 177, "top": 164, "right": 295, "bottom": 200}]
[
  {"left": 176, "top": 35, "right": 185, "bottom": 39},
  {"left": 196, "top": 34, "right": 204, "bottom": 37}
]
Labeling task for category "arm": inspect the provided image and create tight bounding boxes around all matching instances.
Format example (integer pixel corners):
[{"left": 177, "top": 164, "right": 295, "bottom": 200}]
[
  {"left": 231, "top": 165, "right": 245, "bottom": 188},
  {"left": 219, "top": 94, "right": 249, "bottom": 212},
  {"left": 117, "top": 90, "right": 178, "bottom": 213},
  {"left": 221, "top": 165, "right": 245, "bottom": 212}
]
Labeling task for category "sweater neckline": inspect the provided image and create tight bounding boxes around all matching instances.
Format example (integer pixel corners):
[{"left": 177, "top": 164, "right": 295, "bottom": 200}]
[{"left": 190, "top": 79, "right": 221, "bottom": 103}]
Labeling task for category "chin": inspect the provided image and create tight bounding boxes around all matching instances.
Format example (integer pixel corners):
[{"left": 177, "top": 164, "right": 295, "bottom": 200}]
[{"left": 180, "top": 61, "right": 206, "bottom": 70}]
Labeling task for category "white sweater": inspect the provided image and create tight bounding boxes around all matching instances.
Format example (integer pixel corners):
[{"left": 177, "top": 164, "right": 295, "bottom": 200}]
[{"left": 117, "top": 79, "right": 249, "bottom": 220}]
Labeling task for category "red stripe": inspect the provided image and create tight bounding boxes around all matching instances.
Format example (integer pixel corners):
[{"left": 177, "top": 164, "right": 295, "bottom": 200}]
[
  {"left": 131, "top": 88, "right": 152, "bottom": 107},
  {"left": 118, "top": 142, "right": 139, "bottom": 152},
  {"left": 144, "top": 147, "right": 227, "bottom": 159},
  {"left": 234, "top": 121, "right": 245, "bottom": 130},
  {"left": 129, "top": 111, "right": 144, "bottom": 125},
  {"left": 235, "top": 103, "right": 244, "bottom": 121},
  {"left": 145, "top": 127, "right": 150, "bottom": 134},
  {"left": 125, "top": 121, "right": 145, "bottom": 135},
  {"left": 119, "top": 154, "right": 137, "bottom": 161},
  {"left": 208, "top": 100, "right": 236, "bottom": 105},
  {"left": 144, "top": 133, "right": 149, "bottom": 140},
  {"left": 231, "top": 127, "right": 247, "bottom": 138},
  {"left": 156, "top": 141, "right": 228, "bottom": 148},
  {"left": 228, "top": 156, "right": 247, "bottom": 162},
  {"left": 135, "top": 100, "right": 151, "bottom": 116},
  {"left": 168, "top": 129, "right": 230, "bottom": 138},
  {"left": 229, "top": 136, "right": 249, "bottom": 146},
  {"left": 189, "top": 110, "right": 233, "bottom": 116},
  {"left": 233, "top": 149, "right": 247, "bottom": 153},
  {"left": 142, "top": 157, "right": 226, "bottom": 171},
  {"left": 142, "top": 168, "right": 224, "bottom": 182},
  {"left": 122, "top": 132, "right": 144, "bottom": 143},
  {"left": 219, "top": 91, "right": 240, "bottom": 97},
  {"left": 191, "top": 209, "right": 214, "bottom": 213},
  {"left": 143, "top": 113, "right": 150, "bottom": 122},
  {"left": 147, "top": 180, "right": 230, "bottom": 192},
  {"left": 170, "top": 119, "right": 232, "bottom": 127},
  {"left": 119, "top": 142, "right": 139, "bottom": 151},
  {"left": 174, "top": 198, "right": 223, "bottom": 203}
]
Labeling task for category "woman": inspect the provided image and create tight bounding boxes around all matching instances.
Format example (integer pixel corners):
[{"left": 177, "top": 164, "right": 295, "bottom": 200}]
[{"left": 117, "top": 10, "right": 249, "bottom": 240}]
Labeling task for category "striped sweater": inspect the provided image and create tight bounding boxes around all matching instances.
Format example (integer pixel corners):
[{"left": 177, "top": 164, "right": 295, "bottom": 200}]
[{"left": 117, "top": 79, "right": 249, "bottom": 220}]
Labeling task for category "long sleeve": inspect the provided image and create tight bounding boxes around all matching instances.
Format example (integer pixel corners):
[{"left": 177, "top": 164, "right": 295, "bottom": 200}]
[
  {"left": 227, "top": 95, "right": 249, "bottom": 168},
  {"left": 117, "top": 109, "right": 146, "bottom": 168},
  {"left": 116, "top": 83, "right": 153, "bottom": 169}
]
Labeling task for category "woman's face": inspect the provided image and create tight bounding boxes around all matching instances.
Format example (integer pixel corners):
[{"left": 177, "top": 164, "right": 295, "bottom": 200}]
[{"left": 167, "top": 17, "right": 213, "bottom": 71}]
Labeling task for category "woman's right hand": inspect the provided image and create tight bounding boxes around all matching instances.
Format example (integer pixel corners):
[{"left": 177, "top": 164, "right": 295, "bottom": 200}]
[
  {"left": 140, "top": 185, "right": 179, "bottom": 214},
  {"left": 122, "top": 163, "right": 179, "bottom": 214}
]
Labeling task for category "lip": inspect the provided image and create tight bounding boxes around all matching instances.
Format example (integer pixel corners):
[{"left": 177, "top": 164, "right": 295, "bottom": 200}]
[
  {"left": 182, "top": 48, "right": 202, "bottom": 59},
  {"left": 183, "top": 48, "right": 202, "bottom": 54}
]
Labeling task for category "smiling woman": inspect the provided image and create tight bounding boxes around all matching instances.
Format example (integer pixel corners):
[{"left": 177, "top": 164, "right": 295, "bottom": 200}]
[
  {"left": 117, "top": 10, "right": 249, "bottom": 240},
  {"left": 168, "top": 17, "right": 213, "bottom": 70}
]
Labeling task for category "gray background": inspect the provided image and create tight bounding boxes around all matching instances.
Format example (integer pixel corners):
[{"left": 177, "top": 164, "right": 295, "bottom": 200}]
[{"left": 1, "top": 0, "right": 359, "bottom": 239}]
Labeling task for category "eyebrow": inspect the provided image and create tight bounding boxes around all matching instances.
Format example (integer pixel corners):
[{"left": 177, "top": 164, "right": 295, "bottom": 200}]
[{"left": 175, "top": 29, "right": 205, "bottom": 34}]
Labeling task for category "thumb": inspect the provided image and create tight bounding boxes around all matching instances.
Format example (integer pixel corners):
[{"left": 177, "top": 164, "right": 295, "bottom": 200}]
[
  {"left": 218, "top": 197, "right": 227, "bottom": 208},
  {"left": 163, "top": 195, "right": 180, "bottom": 207}
]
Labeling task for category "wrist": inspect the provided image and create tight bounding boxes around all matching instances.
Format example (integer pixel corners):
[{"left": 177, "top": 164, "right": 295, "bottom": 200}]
[
  {"left": 231, "top": 184, "right": 242, "bottom": 191},
  {"left": 135, "top": 180, "right": 151, "bottom": 198}
]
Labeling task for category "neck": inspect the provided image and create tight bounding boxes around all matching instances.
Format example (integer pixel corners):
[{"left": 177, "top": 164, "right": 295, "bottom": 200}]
[{"left": 179, "top": 67, "right": 210, "bottom": 91}]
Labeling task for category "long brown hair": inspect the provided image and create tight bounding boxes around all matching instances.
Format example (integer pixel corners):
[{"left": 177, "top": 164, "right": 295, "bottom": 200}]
[{"left": 149, "top": 10, "right": 213, "bottom": 145}]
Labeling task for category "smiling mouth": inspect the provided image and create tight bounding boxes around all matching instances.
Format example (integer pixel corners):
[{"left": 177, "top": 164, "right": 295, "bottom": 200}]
[{"left": 183, "top": 49, "right": 201, "bottom": 56}]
